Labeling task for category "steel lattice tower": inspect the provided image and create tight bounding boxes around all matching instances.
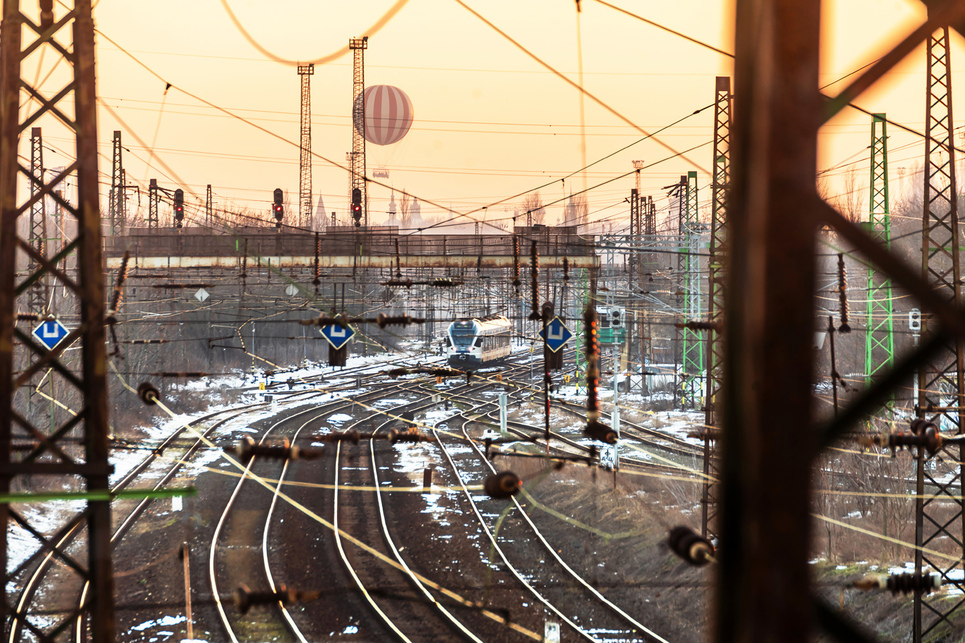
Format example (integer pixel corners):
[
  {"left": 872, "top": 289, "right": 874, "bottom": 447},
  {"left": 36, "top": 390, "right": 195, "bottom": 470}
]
[
  {"left": 28, "top": 127, "right": 47, "bottom": 314},
  {"left": 702, "top": 76, "right": 731, "bottom": 539},
  {"left": 644, "top": 195, "right": 655, "bottom": 236},
  {"left": 864, "top": 114, "right": 895, "bottom": 390},
  {"left": 109, "top": 130, "right": 122, "bottom": 236},
  {"left": 914, "top": 25, "right": 965, "bottom": 643},
  {"left": 0, "top": 0, "right": 114, "bottom": 638},
  {"left": 298, "top": 64, "right": 314, "bottom": 229},
  {"left": 681, "top": 170, "right": 703, "bottom": 409},
  {"left": 206, "top": 183, "right": 212, "bottom": 226},
  {"left": 148, "top": 178, "right": 159, "bottom": 228},
  {"left": 349, "top": 37, "right": 368, "bottom": 226}
]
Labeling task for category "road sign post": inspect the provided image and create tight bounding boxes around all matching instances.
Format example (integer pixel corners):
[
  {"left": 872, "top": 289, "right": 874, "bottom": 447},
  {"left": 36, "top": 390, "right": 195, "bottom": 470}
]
[{"left": 321, "top": 321, "right": 355, "bottom": 367}]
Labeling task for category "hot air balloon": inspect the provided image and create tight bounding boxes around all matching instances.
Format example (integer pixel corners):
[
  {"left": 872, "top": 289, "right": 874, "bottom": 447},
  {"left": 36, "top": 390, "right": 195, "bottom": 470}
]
[{"left": 354, "top": 85, "right": 414, "bottom": 146}]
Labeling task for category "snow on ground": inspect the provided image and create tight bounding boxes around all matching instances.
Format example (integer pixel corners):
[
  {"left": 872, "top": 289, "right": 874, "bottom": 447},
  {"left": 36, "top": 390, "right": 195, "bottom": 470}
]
[{"left": 7, "top": 351, "right": 435, "bottom": 593}]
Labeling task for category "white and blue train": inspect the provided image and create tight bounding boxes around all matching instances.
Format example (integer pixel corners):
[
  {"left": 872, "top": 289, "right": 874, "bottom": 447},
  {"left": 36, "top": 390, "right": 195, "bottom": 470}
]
[{"left": 446, "top": 315, "right": 512, "bottom": 371}]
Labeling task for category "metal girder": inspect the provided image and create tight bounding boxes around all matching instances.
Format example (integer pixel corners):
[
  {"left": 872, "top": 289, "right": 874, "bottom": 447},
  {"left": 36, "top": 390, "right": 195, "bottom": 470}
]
[
  {"left": 148, "top": 178, "right": 158, "bottom": 229},
  {"left": 298, "top": 64, "right": 314, "bottom": 230},
  {"left": 718, "top": 1, "right": 821, "bottom": 640},
  {"left": 28, "top": 126, "right": 46, "bottom": 314},
  {"left": 914, "top": 25, "right": 965, "bottom": 643},
  {"left": 0, "top": 1, "right": 114, "bottom": 640},
  {"left": 349, "top": 38, "right": 367, "bottom": 226},
  {"left": 702, "top": 76, "right": 730, "bottom": 541},
  {"left": 720, "top": 1, "right": 965, "bottom": 641},
  {"left": 109, "top": 130, "right": 122, "bottom": 237},
  {"left": 681, "top": 171, "right": 703, "bottom": 409},
  {"left": 864, "top": 114, "right": 895, "bottom": 390}
]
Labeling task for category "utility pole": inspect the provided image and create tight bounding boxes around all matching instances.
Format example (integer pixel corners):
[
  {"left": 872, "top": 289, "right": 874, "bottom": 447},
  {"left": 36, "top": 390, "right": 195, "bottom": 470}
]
[
  {"left": 298, "top": 63, "right": 314, "bottom": 229},
  {"left": 914, "top": 22, "right": 965, "bottom": 643},
  {"left": 702, "top": 76, "right": 731, "bottom": 540},
  {"left": 349, "top": 37, "right": 368, "bottom": 227},
  {"left": 0, "top": 1, "right": 115, "bottom": 639}
]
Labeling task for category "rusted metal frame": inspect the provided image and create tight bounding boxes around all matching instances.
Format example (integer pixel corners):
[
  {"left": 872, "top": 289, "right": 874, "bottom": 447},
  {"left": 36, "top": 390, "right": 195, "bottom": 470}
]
[
  {"left": 12, "top": 327, "right": 84, "bottom": 389},
  {"left": 20, "top": 10, "right": 75, "bottom": 60},
  {"left": 17, "top": 242, "right": 76, "bottom": 295},
  {"left": 820, "top": 331, "right": 948, "bottom": 447},
  {"left": 0, "top": 0, "right": 26, "bottom": 622},
  {"left": 16, "top": 237, "right": 80, "bottom": 294},
  {"left": 815, "top": 202, "right": 965, "bottom": 345},
  {"left": 914, "top": 23, "right": 964, "bottom": 642},
  {"left": 19, "top": 410, "right": 85, "bottom": 465},
  {"left": 701, "top": 76, "right": 729, "bottom": 540},
  {"left": 717, "top": 1, "right": 821, "bottom": 641},
  {"left": 19, "top": 82, "right": 76, "bottom": 132},
  {"left": 7, "top": 509, "right": 89, "bottom": 579},
  {"left": 74, "top": 2, "right": 115, "bottom": 636},
  {"left": 9, "top": 410, "right": 75, "bottom": 463},
  {"left": 823, "top": 0, "right": 965, "bottom": 121}
]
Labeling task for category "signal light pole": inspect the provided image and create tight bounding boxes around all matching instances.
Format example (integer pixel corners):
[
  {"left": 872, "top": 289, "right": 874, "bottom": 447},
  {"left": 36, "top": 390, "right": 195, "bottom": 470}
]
[{"left": 273, "top": 188, "right": 284, "bottom": 229}]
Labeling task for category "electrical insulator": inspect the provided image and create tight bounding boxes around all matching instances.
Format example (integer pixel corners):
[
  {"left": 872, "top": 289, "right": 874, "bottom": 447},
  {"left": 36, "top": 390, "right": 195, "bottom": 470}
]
[
  {"left": 174, "top": 188, "right": 184, "bottom": 227},
  {"left": 837, "top": 253, "right": 850, "bottom": 333},
  {"left": 853, "top": 572, "right": 942, "bottom": 595},
  {"left": 584, "top": 419, "right": 617, "bottom": 444},
  {"left": 668, "top": 525, "right": 715, "bottom": 566},
  {"left": 584, "top": 305, "right": 600, "bottom": 419},
  {"left": 137, "top": 382, "right": 159, "bottom": 406},
  {"left": 484, "top": 471, "right": 521, "bottom": 499},
  {"left": 234, "top": 436, "right": 322, "bottom": 462}
]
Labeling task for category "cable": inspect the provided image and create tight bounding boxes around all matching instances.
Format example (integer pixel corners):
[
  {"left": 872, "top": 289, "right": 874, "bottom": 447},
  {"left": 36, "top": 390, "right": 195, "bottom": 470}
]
[{"left": 218, "top": 0, "right": 411, "bottom": 66}]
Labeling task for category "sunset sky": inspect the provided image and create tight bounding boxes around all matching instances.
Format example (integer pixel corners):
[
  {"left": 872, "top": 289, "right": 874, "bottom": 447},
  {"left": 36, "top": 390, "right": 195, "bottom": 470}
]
[{"left": 18, "top": 0, "right": 961, "bottom": 233}]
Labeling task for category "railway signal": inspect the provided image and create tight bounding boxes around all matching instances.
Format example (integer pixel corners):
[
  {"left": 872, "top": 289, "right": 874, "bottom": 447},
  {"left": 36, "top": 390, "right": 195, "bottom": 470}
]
[
  {"left": 174, "top": 188, "right": 184, "bottom": 227},
  {"left": 273, "top": 188, "right": 284, "bottom": 227},
  {"left": 351, "top": 187, "right": 362, "bottom": 227}
]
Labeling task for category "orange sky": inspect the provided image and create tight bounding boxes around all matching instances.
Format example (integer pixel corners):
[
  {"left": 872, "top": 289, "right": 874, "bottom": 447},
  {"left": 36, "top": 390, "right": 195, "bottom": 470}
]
[{"left": 16, "top": 0, "right": 965, "bottom": 233}]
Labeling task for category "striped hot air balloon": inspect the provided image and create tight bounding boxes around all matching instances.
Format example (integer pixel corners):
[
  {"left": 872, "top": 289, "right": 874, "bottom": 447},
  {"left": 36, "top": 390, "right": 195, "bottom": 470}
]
[{"left": 353, "top": 85, "right": 414, "bottom": 146}]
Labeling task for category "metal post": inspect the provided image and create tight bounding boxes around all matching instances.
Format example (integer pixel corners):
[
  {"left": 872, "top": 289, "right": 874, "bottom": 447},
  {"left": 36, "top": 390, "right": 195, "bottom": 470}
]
[{"left": 718, "top": 1, "right": 821, "bottom": 641}]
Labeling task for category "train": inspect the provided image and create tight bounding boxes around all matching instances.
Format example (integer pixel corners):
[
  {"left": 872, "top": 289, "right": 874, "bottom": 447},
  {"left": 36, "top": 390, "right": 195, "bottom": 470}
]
[{"left": 445, "top": 315, "right": 512, "bottom": 371}]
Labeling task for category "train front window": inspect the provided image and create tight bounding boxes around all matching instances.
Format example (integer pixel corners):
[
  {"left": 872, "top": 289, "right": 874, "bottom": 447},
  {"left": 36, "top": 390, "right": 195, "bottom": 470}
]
[{"left": 450, "top": 323, "right": 476, "bottom": 348}]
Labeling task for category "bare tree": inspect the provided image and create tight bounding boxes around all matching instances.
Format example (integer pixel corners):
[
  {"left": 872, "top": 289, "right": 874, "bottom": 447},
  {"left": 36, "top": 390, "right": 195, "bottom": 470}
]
[
  {"left": 521, "top": 191, "right": 546, "bottom": 225},
  {"left": 399, "top": 190, "right": 412, "bottom": 228}
]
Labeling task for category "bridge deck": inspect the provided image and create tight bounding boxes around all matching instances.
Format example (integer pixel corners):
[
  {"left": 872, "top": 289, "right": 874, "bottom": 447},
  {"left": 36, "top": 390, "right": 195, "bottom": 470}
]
[{"left": 104, "top": 226, "right": 598, "bottom": 269}]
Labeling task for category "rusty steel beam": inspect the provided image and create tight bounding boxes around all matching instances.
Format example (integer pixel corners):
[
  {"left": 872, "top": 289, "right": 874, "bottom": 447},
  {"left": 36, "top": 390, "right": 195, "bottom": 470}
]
[
  {"left": 0, "top": 1, "right": 114, "bottom": 639},
  {"left": 718, "top": 1, "right": 822, "bottom": 641},
  {"left": 104, "top": 254, "right": 599, "bottom": 271}
]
